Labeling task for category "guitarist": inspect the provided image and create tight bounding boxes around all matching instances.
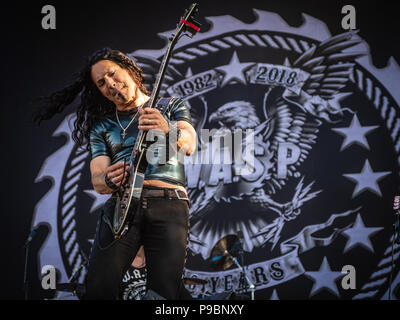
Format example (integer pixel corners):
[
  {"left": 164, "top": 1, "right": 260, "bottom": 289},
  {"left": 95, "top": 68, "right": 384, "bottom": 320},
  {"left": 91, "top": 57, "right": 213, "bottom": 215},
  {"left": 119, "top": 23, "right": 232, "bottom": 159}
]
[{"left": 34, "top": 48, "right": 197, "bottom": 299}]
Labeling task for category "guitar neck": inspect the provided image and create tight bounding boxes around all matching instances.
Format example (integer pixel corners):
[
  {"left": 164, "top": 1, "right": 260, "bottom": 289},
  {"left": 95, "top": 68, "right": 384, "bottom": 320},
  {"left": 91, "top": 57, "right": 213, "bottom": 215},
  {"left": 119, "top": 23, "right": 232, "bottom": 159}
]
[
  {"left": 132, "top": 29, "right": 183, "bottom": 161},
  {"left": 148, "top": 39, "right": 177, "bottom": 109},
  {"left": 147, "top": 3, "right": 199, "bottom": 110},
  {"left": 130, "top": 3, "right": 200, "bottom": 165}
]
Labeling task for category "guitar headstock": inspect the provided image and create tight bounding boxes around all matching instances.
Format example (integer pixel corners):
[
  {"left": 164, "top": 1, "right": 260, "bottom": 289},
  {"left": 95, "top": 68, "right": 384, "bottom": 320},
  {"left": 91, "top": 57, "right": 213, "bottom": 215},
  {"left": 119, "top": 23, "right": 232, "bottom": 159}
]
[{"left": 179, "top": 3, "right": 201, "bottom": 38}]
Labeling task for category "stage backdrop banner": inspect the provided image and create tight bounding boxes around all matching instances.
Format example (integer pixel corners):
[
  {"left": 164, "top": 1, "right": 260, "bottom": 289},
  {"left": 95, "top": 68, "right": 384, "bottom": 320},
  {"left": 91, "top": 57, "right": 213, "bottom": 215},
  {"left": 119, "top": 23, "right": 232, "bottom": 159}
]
[{"left": 33, "top": 8, "right": 400, "bottom": 300}]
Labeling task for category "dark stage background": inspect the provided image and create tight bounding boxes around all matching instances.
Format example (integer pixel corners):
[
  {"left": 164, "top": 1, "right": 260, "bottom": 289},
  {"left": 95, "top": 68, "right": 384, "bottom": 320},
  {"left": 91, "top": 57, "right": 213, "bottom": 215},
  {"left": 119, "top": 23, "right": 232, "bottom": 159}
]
[{"left": 2, "top": 0, "right": 400, "bottom": 300}]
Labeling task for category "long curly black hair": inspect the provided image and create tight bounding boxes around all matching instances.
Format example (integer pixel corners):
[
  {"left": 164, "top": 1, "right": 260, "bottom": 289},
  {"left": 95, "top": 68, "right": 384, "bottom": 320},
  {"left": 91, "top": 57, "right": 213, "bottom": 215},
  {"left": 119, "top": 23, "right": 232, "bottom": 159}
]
[{"left": 34, "top": 48, "right": 149, "bottom": 148}]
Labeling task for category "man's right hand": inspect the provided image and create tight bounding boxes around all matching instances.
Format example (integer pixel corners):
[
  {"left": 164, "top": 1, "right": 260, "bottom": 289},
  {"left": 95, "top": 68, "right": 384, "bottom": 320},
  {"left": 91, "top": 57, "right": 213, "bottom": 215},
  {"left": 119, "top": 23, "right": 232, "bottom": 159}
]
[
  {"left": 105, "top": 162, "right": 131, "bottom": 188},
  {"left": 90, "top": 156, "right": 131, "bottom": 194}
]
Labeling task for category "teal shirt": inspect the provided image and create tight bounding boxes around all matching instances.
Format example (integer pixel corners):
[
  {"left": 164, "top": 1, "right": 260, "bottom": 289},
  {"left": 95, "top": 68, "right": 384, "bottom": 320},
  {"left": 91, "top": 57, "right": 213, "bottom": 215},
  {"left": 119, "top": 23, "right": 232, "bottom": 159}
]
[{"left": 89, "top": 97, "right": 192, "bottom": 187}]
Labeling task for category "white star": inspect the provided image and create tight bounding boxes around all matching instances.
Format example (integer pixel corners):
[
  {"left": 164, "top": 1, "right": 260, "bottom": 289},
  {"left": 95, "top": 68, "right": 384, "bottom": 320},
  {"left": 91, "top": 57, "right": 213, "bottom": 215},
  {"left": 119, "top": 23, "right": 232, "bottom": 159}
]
[
  {"left": 304, "top": 257, "right": 343, "bottom": 297},
  {"left": 84, "top": 189, "right": 110, "bottom": 214},
  {"left": 332, "top": 114, "right": 379, "bottom": 151},
  {"left": 185, "top": 67, "right": 193, "bottom": 78},
  {"left": 283, "top": 57, "right": 291, "bottom": 67},
  {"left": 270, "top": 289, "right": 279, "bottom": 300},
  {"left": 343, "top": 160, "right": 391, "bottom": 198},
  {"left": 215, "top": 51, "right": 254, "bottom": 87},
  {"left": 342, "top": 214, "right": 383, "bottom": 253}
]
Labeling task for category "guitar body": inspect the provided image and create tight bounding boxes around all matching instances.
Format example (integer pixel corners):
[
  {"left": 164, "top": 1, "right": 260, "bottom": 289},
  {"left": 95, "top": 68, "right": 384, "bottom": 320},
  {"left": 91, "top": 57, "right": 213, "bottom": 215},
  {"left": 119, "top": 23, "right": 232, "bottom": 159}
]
[{"left": 112, "top": 148, "right": 147, "bottom": 237}]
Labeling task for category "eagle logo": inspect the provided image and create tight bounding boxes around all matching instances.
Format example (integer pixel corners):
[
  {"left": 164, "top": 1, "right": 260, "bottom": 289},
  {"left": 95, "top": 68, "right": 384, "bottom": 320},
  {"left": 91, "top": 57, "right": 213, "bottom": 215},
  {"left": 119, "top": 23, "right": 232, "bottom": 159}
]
[{"left": 133, "top": 31, "right": 364, "bottom": 252}]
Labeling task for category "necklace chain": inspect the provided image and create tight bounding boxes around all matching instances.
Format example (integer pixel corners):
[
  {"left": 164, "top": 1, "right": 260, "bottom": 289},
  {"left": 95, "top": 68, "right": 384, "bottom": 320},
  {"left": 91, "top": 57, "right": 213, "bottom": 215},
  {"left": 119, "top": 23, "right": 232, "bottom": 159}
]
[{"left": 115, "top": 108, "right": 139, "bottom": 139}]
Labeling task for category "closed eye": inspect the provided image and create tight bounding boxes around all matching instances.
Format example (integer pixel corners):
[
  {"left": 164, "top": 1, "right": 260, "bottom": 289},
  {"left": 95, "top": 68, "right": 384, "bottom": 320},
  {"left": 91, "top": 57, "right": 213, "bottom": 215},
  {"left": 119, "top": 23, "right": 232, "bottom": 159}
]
[{"left": 97, "top": 70, "right": 116, "bottom": 88}]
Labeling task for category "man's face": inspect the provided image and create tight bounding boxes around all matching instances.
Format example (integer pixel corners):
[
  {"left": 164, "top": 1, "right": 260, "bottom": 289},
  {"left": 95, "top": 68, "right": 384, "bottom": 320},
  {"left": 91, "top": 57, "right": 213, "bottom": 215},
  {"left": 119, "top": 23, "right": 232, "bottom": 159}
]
[{"left": 91, "top": 59, "right": 138, "bottom": 107}]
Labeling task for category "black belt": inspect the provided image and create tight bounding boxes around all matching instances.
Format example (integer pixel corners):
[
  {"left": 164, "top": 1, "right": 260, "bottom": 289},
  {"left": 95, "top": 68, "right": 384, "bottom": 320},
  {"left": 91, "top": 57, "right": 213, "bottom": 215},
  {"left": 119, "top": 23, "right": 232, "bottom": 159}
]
[
  {"left": 104, "top": 188, "right": 190, "bottom": 233},
  {"left": 111, "top": 188, "right": 190, "bottom": 208},
  {"left": 141, "top": 188, "right": 189, "bottom": 201}
]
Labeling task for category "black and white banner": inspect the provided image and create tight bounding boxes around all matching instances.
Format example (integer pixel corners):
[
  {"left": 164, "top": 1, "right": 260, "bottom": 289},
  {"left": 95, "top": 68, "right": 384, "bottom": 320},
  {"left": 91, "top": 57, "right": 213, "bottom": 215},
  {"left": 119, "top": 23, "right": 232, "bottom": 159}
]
[{"left": 32, "top": 6, "right": 400, "bottom": 300}]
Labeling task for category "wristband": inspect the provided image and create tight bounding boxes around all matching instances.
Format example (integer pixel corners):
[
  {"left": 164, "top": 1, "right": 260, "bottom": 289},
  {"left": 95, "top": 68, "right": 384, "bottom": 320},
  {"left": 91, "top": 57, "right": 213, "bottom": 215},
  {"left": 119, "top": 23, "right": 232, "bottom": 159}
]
[{"left": 105, "top": 174, "right": 119, "bottom": 190}]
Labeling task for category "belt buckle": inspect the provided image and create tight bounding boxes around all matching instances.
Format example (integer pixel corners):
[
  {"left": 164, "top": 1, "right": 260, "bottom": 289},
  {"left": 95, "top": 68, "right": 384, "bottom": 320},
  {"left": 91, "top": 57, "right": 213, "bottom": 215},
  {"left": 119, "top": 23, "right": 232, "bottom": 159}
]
[{"left": 174, "top": 189, "right": 188, "bottom": 200}]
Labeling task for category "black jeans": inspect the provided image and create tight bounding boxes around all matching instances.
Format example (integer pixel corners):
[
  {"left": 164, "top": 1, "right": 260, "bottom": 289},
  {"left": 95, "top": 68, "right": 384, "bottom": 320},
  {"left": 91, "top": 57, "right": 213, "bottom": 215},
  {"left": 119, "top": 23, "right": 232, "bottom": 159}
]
[{"left": 83, "top": 186, "right": 190, "bottom": 300}]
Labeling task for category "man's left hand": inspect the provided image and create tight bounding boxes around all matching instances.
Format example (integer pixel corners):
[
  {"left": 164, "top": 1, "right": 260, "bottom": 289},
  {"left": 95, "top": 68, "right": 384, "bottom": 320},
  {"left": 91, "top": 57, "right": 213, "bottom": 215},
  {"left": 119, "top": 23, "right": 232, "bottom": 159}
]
[{"left": 138, "top": 107, "right": 169, "bottom": 134}]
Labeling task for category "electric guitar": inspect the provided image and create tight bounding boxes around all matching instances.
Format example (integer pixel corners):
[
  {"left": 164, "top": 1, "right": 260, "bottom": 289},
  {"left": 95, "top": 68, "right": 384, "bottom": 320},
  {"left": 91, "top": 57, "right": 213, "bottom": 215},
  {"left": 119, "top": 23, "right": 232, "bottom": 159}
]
[{"left": 112, "top": 3, "right": 200, "bottom": 238}]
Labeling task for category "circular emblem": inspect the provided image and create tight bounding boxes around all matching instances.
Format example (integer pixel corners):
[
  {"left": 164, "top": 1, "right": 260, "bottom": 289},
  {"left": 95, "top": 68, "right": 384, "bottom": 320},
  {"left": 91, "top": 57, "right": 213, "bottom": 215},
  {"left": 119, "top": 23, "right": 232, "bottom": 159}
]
[
  {"left": 120, "top": 266, "right": 146, "bottom": 300},
  {"left": 34, "top": 10, "right": 400, "bottom": 299}
]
